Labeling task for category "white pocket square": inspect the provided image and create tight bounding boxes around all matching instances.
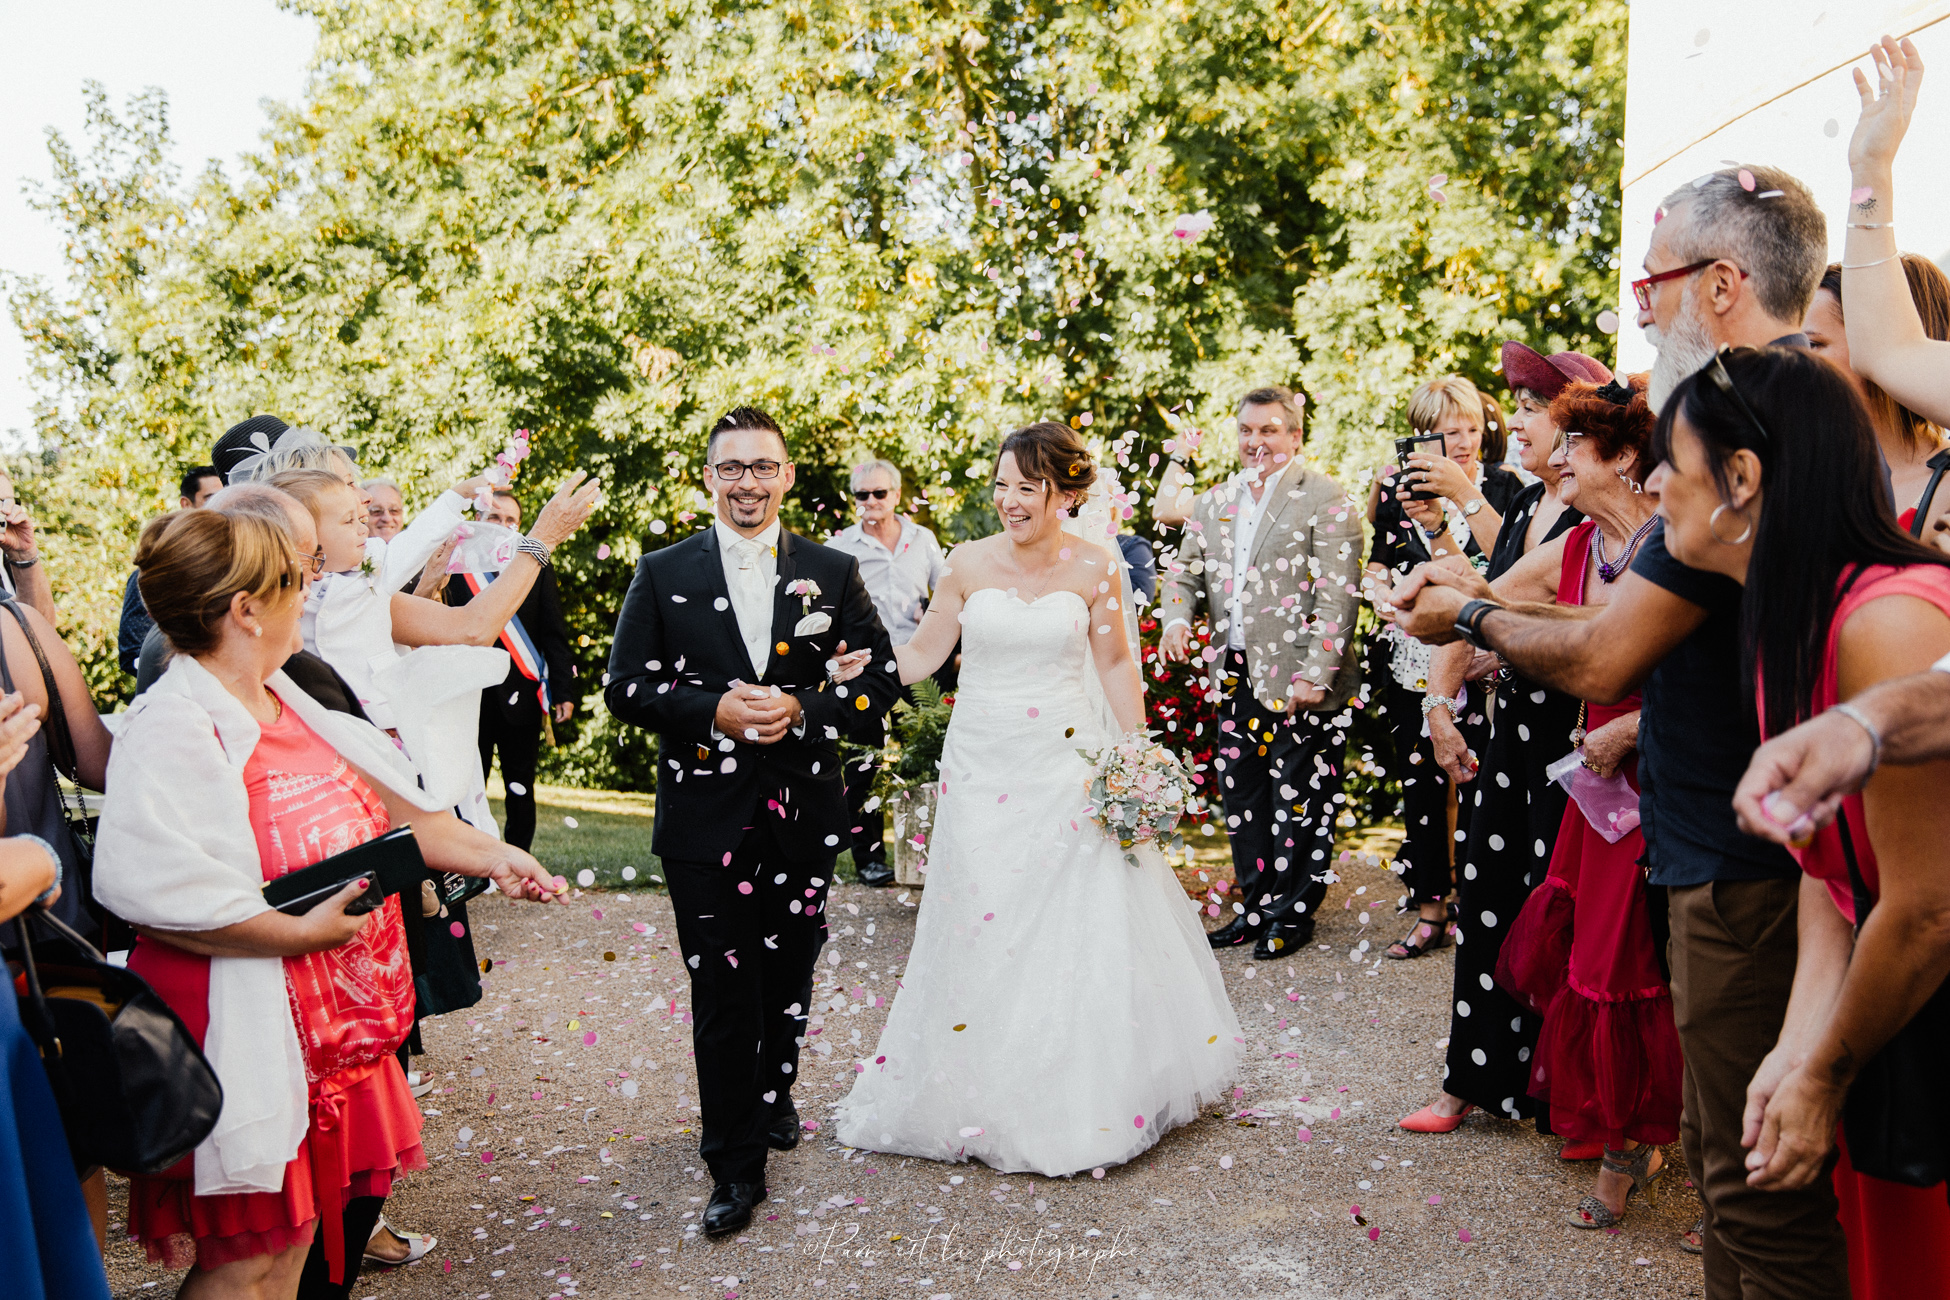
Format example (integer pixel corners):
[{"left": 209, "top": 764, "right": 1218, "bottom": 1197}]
[{"left": 793, "top": 612, "right": 833, "bottom": 636}]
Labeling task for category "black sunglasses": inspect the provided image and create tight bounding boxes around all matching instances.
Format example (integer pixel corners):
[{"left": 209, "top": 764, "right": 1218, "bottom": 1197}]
[
  {"left": 853, "top": 488, "right": 891, "bottom": 501},
  {"left": 1702, "top": 345, "right": 1771, "bottom": 445}
]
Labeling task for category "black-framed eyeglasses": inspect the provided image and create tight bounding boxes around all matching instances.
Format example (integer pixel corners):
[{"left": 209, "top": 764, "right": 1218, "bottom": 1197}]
[
  {"left": 709, "top": 459, "right": 783, "bottom": 481},
  {"left": 853, "top": 488, "right": 890, "bottom": 501},
  {"left": 1702, "top": 345, "right": 1772, "bottom": 445},
  {"left": 301, "top": 546, "right": 326, "bottom": 576},
  {"left": 1630, "top": 258, "right": 1748, "bottom": 311}
]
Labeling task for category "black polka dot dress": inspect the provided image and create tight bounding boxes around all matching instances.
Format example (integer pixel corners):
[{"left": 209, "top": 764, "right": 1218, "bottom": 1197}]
[{"left": 1440, "top": 484, "right": 1581, "bottom": 1123}]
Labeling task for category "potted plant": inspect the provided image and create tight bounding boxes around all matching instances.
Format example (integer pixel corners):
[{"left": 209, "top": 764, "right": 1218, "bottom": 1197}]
[{"left": 873, "top": 680, "right": 954, "bottom": 887}]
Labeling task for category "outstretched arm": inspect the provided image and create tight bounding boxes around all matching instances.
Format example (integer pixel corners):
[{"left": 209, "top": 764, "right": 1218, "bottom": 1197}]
[{"left": 891, "top": 549, "right": 968, "bottom": 685}]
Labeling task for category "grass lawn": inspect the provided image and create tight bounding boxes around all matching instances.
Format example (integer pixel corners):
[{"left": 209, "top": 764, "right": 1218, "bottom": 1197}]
[
  {"left": 487, "top": 779, "right": 861, "bottom": 890},
  {"left": 490, "top": 778, "right": 1400, "bottom": 902}
]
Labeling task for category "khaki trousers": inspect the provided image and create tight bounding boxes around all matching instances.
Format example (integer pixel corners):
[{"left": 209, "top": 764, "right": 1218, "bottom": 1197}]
[{"left": 1669, "top": 879, "right": 1851, "bottom": 1299}]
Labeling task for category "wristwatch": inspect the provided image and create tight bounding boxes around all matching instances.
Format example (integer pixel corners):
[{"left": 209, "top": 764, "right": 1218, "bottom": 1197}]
[
  {"left": 1454, "top": 598, "right": 1499, "bottom": 651},
  {"left": 1462, "top": 499, "right": 1487, "bottom": 518}
]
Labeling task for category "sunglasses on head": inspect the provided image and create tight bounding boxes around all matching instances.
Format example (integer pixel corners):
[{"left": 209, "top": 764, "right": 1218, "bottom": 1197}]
[
  {"left": 1700, "top": 345, "right": 1772, "bottom": 445},
  {"left": 853, "top": 488, "right": 891, "bottom": 501}
]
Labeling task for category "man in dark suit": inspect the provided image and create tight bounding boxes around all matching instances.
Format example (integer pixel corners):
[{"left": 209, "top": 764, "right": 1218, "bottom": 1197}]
[
  {"left": 605, "top": 407, "right": 898, "bottom": 1236},
  {"left": 445, "top": 489, "right": 578, "bottom": 851}
]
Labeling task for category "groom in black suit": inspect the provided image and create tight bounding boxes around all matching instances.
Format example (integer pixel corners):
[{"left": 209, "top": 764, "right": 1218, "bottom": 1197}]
[{"left": 605, "top": 407, "right": 899, "bottom": 1235}]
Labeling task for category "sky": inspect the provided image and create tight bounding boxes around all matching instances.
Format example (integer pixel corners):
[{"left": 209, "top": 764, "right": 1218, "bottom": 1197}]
[{"left": 0, "top": 0, "right": 315, "bottom": 443}]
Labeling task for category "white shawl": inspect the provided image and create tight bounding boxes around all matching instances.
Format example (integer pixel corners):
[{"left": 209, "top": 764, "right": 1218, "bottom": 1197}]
[{"left": 93, "top": 655, "right": 446, "bottom": 1195}]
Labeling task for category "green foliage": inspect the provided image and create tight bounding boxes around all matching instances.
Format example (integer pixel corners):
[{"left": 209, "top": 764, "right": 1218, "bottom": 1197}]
[
  {"left": 874, "top": 677, "right": 954, "bottom": 799},
  {"left": 8, "top": 0, "right": 1626, "bottom": 795}
]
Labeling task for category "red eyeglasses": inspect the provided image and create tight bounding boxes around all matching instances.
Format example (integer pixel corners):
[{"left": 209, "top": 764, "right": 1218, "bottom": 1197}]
[{"left": 1630, "top": 259, "right": 1747, "bottom": 311}]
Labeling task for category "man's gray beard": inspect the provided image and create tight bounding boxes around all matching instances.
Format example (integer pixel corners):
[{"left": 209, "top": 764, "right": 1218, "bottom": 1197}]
[{"left": 1645, "top": 289, "right": 1719, "bottom": 413}]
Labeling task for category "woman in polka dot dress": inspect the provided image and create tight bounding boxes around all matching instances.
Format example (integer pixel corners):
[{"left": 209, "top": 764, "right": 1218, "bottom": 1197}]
[{"left": 1397, "top": 344, "right": 1604, "bottom": 1144}]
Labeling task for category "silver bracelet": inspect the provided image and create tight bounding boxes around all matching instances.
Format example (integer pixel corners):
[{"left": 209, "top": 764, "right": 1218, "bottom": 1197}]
[
  {"left": 6, "top": 553, "right": 38, "bottom": 568},
  {"left": 1830, "top": 702, "right": 1883, "bottom": 779},
  {"left": 15, "top": 832, "right": 62, "bottom": 906},
  {"left": 1846, "top": 221, "right": 1895, "bottom": 229},
  {"left": 1420, "top": 692, "right": 1458, "bottom": 719},
  {"left": 1840, "top": 253, "right": 1902, "bottom": 271},
  {"left": 517, "top": 535, "right": 554, "bottom": 567}
]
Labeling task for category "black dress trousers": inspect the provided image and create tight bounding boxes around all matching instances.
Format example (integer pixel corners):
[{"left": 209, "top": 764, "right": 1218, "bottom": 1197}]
[
  {"left": 661, "top": 814, "right": 833, "bottom": 1185},
  {"left": 1212, "top": 650, "right": 1346, "bottom": 929}
]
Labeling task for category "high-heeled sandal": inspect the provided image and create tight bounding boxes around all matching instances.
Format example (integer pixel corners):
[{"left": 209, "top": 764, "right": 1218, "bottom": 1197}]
[
  {"left": 1385, "top": 914, "right": 1453, "bottom": 960},
  {"left": 1569, "top": 1144, "right": 1664, "bottom": 1229}
]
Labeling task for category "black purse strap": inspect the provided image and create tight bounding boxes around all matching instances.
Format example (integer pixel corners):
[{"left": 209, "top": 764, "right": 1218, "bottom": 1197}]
[
  {"left": 0, "top": 596, "right": 77, "bottom": 779},
  {"left": 1836, "top": 805, "right": 1875, "bottom": 934},
  {"left": 1911, "top": 448, "right": 1950, "bottom": 539}
]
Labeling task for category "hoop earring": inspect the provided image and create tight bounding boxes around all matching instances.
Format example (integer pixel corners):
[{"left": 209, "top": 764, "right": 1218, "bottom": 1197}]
[{"left": 1708, "top": 503, "right": 1753, "bottom": 545}]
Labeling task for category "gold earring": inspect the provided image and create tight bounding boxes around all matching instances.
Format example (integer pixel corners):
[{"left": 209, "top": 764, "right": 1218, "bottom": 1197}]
[{"left": 1708, "top": 504, "right": 1753, "bottom": 545}]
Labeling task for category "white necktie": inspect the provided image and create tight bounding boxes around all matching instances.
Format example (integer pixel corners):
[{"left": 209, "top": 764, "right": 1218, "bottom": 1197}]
[{"left": 729, "top": 538, "right": 772, "bottom": 676}]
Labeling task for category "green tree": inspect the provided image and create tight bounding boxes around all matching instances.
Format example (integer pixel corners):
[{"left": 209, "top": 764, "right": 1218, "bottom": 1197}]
[{"left": 8, "top": 0, "right": 1625, "bottom": 789}]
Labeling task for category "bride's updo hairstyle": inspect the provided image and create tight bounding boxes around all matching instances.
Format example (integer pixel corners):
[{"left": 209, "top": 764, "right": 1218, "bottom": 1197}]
[{"left": 996, "top": 421, "right": 1097, "bottom": 512}]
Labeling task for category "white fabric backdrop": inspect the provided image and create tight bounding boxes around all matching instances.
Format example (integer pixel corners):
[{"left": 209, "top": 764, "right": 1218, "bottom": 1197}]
[{"left": 1614, "top": 2, "right": 1950, "bottom": 372}]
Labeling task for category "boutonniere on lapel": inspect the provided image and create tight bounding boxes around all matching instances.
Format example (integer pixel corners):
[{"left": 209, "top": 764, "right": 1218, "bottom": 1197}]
[
  {"left": 787, "top": 578, "right": 831, "bottom": 636},
  {"left": 357, "top": 554, "right": 378, "bottom": 590}
]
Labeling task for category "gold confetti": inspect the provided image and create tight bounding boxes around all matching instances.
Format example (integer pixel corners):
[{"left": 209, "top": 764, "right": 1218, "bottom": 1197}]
[
  {"left": 854, "top": 695, "right": 870, "bottom": 710},
  {"left": 776, "top": 641, "right": 790, "bottom": 655},
  {"left": 952, "top": 1023, "right": 967, "bottom": 1032},
  {"left": 604, "top": 951, "right": 616, "bottom": 961}
]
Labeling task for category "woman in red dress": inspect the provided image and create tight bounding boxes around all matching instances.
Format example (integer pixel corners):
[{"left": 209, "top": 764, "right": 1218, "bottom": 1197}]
[
  {"left": 94, "top": 504, "right": 564, "bottom": 1299},
  {"left": 1481, "top": 376, "right": 1682, "bottom": 1227},
  {"left": 1652, "top": 344, "right": 1950, "bottom": 1298}
]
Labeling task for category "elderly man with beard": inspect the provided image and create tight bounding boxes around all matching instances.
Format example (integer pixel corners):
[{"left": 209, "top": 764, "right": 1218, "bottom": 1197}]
[{"left": 1385, "top": 166, "right": 1845, "bottom": 1296}]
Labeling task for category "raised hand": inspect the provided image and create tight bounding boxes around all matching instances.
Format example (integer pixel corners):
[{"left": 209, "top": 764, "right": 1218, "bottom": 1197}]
[
  {"left": 529, "top": 470, "right": 603, "bottom": 549},
  {"left": 1849, "top": 35, "right": 1924, "bottom": 176}
]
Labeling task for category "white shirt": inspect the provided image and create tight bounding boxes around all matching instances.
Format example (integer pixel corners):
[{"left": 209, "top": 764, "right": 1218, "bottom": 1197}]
[
  {"left": 1223, "top": 460, "right": 1294, "bottom": 649},
  {"left": 827, "top": 518, "right": 946, "bottom": 645},
  {"left": 715, "top": 516, "right": 782, "bottom": 679}
]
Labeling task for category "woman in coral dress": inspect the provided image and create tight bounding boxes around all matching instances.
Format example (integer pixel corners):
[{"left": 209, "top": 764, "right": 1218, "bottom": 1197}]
[{"left": 95, "top": 506, "right": 563, "bottom": 1299}]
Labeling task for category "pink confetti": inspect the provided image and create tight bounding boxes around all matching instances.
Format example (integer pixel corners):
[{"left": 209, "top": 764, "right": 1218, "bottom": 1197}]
[
  {"left": 1851, "top": 186, "right": 1874, "bottom": 205},
  {"left": 997, "top": 793, "right": 1008, "bottom": 803},
  {"left": 983, "top": 912, "right": 994, "bottom": 920},
  {"left": 1350, "top": 1204, "right": 1362, "bottom": 1217},
  {"left": 480, "top": 1151, "right": 495, "bottom": 1163},
  {"left": 597, "top": 543, "right": 611, "bottom": 559},
  {"left": 1737, "top": 168, "right": 1755, "bottom": 191},
  {"left": 591, "top": 908, "right": 604, "bottom": 919},
  {"left": 1091, "top": 1167, "right": 1105, "bottom": 1179},
  {"left": 1297, "top": 1127, "right": 1312, "bottom": 1142},
  {"left": 1133, "top": 1114, "right": 1145, "bottom": 1129},
  {"left": 1026, "top": 707, "right": 1039, "bottom": 718},
  {"left": 632, "top": 922, "right": 649, "bottom": 933},
  {"left": 723, "top": 852, "right": 734, "bottom": 866},
  {"left": 1428, "top": 1194, "right": 1442, "bottom": 1205},
  {"left": 1368, "top": 1227, "right": 1380, "bottom": 1242},
  {"left": 738, "top": 881, "right": 754, "bottom": 894},
  {"left": 583, "top": 1031, "right": 597, "bottom": 1046},
  {"left": 449, "top": 921, "right": 466, "bottom": 938},
  {"left": 1458, "top": 1229, "right": 1473, "bottom": 1243}
]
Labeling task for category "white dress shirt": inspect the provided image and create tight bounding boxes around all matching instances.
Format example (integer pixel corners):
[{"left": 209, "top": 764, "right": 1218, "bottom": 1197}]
[
  {"left": 827, "top": 517, "right": 946, "bottom": 645},
  {"left": 715, "top": 516, "right": 781, "bottom": 678},
  {"left": 1223, "top": 462, "right": 1294, "bottom": 649}
]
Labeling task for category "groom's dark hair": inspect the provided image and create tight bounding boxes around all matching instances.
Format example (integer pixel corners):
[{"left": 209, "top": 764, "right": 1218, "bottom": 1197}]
[{"left": 708, "top": 406, "right": 790, "bottom": 462}]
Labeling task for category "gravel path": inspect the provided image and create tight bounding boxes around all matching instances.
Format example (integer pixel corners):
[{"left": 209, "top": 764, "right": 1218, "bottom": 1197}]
[{"left": 103, "top": 849, "right": 1706, "bottom": 1299}]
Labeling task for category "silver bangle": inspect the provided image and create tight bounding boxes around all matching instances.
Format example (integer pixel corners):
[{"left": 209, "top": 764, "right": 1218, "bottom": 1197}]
[
  {"left": 6, "top": 553, "right": 38, "bottom": 568},
  {"left": 1846, "top": 221, "right": 1895, "bottom": 229},
  {"left": 1421, "top": 692, "right": 1458, "bottom": 719},
  {"left": 1831, "top": 702, "right": 1883, "bottom": 779},
  {"left": 517, "top": 535, "right": 554, "bottom": 567},
  {"left": 1840, "top": 253, "right": 1902, "bottom": 271}
]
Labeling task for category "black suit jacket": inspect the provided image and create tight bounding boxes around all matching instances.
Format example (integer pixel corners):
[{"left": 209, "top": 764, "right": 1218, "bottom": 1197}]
[
  {"left": 604, "top": 526, "right": 899, "bottom": 864},
  {"left": 443, "top": 565, "right": 577, "bottom": 721}
]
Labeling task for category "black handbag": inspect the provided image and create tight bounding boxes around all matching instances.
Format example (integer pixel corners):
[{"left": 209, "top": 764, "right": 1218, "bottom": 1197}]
[
  {"left": 10, "top": 906, "right": 223, "bottom": 1175},
  {"left": 1835, "top": 806, "right": 1950, "bottom": 1189}
]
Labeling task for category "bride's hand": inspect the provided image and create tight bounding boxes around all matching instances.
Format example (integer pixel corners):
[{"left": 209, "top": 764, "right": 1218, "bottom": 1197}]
[{"left": 826, "top": 640, "right": 872, "bottom": 684}]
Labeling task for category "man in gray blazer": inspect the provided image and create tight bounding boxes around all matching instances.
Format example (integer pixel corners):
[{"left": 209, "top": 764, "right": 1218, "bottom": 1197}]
[{"left": 1160, "top": 386, "right": 1362, "bottom": 960}]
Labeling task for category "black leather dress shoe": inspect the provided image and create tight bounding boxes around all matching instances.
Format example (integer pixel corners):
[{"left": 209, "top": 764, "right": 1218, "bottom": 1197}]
[
  {"left": 1253, "top": 920, "right": 1315, "bottom": 960},
  {"left": 702, "top": 1181, "right": 767, "bottom": 1236},
  {"left": 857, "top": 860, "right": 896, "bottom": 887},
  {"left": 1207, "top": 915, "right": 1261, "bottom": 950},
  {"left": 768, "top": 1107, "right": 802, "bottom": 1151}
]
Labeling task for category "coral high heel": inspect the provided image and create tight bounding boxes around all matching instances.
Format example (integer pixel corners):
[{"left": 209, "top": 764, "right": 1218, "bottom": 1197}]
[{"left": 1398, "top": 1103, "right": 1475, "bottom": 1133}]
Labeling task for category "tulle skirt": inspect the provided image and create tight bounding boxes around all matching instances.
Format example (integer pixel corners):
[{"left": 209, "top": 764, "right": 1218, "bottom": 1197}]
[
  {"left": 1496, "top": 794, "right": 1681, "bottom": 1147},
  {"left": 834, "top": 692, "right": 1242, "bottom": 1177}
]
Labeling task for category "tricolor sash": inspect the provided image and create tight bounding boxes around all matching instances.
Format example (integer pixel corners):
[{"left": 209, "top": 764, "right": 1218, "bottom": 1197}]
[{"left": 460, "top": 570, "right": 550, "bottom": 710}]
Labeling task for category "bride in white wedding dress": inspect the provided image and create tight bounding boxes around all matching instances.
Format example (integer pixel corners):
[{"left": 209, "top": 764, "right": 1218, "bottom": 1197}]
[{"left": 829, "top": 421, "right": 1241, "bottom": 1177}]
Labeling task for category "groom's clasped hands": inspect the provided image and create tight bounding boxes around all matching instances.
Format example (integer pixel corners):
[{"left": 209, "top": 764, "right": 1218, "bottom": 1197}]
[{"left": 715, "top": 639, "right": 874, "bottom": 742}]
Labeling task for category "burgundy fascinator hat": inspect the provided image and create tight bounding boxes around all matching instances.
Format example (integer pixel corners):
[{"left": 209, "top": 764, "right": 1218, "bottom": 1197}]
[{"left": 1499, "top": 341, "right": 1612, "bottom": 401}]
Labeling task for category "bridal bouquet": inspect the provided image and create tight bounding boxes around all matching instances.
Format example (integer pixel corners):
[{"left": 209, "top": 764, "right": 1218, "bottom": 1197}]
[{"left": 1080, "top": 732, "right": 1193, "bottom": 865}]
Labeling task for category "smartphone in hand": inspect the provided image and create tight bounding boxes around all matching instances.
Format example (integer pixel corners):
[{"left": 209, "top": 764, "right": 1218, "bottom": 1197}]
[{"left": 1392, "top": 432, "right": 1445, "bottom": 501}]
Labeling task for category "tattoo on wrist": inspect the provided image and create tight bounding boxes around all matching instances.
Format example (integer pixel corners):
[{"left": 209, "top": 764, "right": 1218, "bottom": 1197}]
[{"left": 1856, "top": 195, "right": 1879, "bottom": 215}]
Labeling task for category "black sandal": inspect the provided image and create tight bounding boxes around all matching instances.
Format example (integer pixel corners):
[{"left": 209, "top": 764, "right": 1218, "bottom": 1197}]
[{"left": 1385, "top": 914, "right": 1453, "bottom": 960}]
